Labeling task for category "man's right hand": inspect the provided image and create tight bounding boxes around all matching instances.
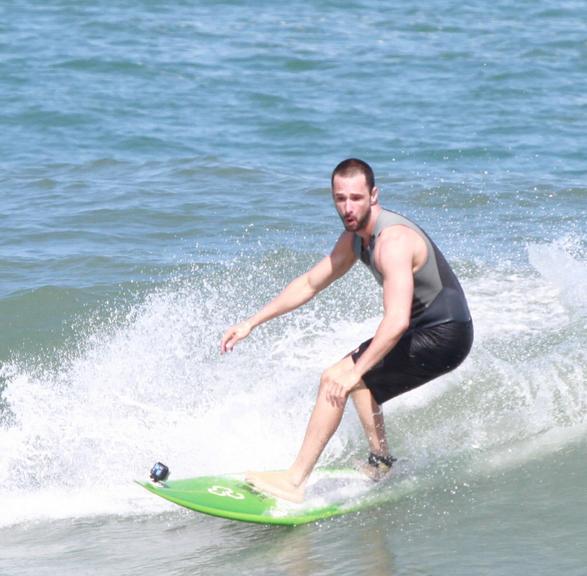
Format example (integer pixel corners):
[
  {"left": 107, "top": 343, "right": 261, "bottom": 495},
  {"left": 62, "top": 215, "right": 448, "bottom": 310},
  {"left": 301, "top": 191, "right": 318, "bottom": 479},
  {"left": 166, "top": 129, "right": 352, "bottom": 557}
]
[{"left": 220, "top": 321, "right": 252, "bottom": 353}]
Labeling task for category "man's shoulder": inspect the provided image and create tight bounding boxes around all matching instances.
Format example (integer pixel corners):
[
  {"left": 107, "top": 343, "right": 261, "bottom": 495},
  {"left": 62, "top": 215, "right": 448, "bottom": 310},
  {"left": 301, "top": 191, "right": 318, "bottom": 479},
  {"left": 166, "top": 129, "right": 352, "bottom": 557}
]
[
  {"left": 331, "top": 231, "right": 359, "bottom": 262},
  {"left": 375, "top": 226, "right": 420, "bottom": 267},
  {"left": 336, "top": 230, "right": 357, "bottom": 247},
  {"left": 378, "top": 224, "right": 414, "bottom": 244}
]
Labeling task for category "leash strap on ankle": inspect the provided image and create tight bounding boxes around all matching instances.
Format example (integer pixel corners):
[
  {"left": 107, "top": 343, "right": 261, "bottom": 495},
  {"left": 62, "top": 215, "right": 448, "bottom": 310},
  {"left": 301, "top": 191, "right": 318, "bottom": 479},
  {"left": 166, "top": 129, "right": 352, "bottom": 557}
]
[{"left": 368, "top": 452, "right": 397, "bottom": 468}]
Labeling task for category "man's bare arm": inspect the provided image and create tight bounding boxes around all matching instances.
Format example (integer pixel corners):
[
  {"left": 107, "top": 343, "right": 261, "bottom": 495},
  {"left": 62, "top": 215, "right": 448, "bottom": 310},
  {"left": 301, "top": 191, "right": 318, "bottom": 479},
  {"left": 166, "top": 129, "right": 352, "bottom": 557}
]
[
  {"left": 221, "top": 232, "right": 356, "bottom": 352},
  {"left": 350, "top": 228, "right": 414, "bottom": 378}
]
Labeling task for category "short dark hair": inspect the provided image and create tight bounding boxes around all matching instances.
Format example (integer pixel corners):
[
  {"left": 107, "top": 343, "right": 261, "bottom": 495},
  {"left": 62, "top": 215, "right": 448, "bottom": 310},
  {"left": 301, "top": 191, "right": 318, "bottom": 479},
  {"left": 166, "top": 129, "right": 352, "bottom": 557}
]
[{"left": 331, "top": 158, "right": 375, "bottom": 190}]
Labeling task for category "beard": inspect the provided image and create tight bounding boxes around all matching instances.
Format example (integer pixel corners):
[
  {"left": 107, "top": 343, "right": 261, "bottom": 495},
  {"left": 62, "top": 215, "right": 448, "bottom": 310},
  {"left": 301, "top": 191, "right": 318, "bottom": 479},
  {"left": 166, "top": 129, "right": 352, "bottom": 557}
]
[{"left": 340, "top": 206, "right": 371, "bottom": 232}]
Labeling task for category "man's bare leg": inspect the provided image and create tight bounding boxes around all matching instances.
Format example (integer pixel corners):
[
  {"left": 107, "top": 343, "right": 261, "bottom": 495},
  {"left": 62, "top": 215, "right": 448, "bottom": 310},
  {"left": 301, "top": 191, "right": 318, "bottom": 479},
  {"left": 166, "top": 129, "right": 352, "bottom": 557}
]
[
  {"left": 350, "top": 386, "right": 395, "bottom": 480},
  {"left": 246, "top": 356, "right": 355, "bottom": 503},
  {"left": 351, "top": 386, "right": 389, "bottom": 458}
]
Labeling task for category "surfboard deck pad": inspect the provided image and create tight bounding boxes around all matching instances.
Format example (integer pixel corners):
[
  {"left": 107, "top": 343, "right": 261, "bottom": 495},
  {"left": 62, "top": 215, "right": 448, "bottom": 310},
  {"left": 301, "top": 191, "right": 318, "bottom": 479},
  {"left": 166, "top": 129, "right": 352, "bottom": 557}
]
[{"left": 136, "top": 467, "right": 384, "bottom": 525}]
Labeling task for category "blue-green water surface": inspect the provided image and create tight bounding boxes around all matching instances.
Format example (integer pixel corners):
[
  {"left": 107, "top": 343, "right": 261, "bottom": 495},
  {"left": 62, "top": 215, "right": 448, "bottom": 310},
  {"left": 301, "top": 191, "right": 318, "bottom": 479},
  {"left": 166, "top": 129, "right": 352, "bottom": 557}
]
[{"left": 1, "top": 2, "right": 586, "bottom": 575}]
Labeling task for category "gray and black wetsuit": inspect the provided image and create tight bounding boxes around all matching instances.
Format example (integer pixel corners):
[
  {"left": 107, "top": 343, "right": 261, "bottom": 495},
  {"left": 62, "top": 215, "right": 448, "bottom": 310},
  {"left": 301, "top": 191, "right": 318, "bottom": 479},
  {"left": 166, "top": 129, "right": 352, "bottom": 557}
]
[{"left": 350, "top": 209, "right": 473, "bottom": 404}]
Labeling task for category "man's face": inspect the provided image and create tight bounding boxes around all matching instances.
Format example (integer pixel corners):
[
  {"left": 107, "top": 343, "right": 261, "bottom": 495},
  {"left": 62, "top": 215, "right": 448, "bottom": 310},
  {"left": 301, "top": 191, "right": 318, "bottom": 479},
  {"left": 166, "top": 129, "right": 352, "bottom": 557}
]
[{"left": 332, "top": 173, "right": 376, "bottom": 232}]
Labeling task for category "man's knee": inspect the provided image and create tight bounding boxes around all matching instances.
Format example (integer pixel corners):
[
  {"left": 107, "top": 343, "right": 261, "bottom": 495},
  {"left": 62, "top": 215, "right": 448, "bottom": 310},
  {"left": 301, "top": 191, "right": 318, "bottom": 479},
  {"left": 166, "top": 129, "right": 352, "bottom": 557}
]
[{"left": 319, "top": 367, "right": 335, "bottom": 393}]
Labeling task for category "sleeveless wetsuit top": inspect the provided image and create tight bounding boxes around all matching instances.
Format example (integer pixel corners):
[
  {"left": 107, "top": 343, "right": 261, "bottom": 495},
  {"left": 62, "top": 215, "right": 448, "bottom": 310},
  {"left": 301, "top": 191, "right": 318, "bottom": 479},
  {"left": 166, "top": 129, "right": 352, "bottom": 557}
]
[{"left": 353, "top": 209, "right": 471, "bottom": 329}]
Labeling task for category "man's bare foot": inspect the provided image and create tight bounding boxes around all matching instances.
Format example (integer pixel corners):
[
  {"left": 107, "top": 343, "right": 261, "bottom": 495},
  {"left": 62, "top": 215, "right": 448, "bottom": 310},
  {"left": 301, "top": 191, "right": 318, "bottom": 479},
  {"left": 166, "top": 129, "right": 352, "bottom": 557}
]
[
  {"left": 245, "top": 470, "right": 305, "bottom": 503},
  {"left": 358, "top": 452, "right": 396, "bottom": 482},
  {"left": 359, "top": 461, "right": 392, "bottom": 482}
]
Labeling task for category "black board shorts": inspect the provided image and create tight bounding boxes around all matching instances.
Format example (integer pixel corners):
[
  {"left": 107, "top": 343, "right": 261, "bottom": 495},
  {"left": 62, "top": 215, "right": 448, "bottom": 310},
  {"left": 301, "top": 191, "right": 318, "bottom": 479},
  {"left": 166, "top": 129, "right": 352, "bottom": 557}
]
[{"left": 351, "top": 320, "right": 474, "bottom": 405}]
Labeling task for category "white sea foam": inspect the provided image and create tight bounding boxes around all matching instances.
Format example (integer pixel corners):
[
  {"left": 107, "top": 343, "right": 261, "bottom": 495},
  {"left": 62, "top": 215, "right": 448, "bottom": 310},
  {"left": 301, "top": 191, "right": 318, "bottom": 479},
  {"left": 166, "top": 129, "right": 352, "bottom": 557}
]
[
  {"left": 528, "top": 236, "right": 587, "bottom": 315},
  {"left": 1, "top": 240, "right": 585, "bottom": 527}
]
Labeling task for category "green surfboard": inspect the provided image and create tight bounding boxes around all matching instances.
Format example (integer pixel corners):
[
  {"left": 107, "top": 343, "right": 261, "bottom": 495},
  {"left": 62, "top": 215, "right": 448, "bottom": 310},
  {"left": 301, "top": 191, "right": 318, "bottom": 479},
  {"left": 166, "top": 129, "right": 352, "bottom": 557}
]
[{"left": 137, "top": 468, "right": 385, "bottom": 526}]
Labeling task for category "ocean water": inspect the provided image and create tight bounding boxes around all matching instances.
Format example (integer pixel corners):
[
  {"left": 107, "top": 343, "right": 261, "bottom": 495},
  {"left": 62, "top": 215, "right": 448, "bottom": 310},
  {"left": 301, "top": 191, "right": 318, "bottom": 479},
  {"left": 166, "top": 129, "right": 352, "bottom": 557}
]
[{"left": 1, "top": 1, "right": 586, "bottom": 575}]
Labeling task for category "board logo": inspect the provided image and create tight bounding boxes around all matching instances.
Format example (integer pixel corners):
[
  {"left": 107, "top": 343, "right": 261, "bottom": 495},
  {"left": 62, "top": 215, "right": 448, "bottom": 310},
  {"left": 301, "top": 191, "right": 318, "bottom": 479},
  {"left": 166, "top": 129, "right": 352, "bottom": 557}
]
[{"left": 208, "top": 485, "right": 245, "bottom": 500}]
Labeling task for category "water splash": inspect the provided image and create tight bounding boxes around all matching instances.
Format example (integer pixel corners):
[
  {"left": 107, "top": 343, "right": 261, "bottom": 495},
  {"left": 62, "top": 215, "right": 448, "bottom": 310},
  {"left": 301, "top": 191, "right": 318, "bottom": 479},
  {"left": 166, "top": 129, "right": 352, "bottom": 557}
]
[
  {"left": 1, "top": 241, "right": 585, "bottom": 526},
  {"left": 528, "top": 235, "right": 587, "bottom": 316}
]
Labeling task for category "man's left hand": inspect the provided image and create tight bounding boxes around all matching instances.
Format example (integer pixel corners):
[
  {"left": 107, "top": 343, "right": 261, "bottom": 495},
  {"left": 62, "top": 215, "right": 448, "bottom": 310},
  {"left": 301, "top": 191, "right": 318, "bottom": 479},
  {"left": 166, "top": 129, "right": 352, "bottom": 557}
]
[{"left": 324, "top": 368, "right": 362, "bottom": 407}]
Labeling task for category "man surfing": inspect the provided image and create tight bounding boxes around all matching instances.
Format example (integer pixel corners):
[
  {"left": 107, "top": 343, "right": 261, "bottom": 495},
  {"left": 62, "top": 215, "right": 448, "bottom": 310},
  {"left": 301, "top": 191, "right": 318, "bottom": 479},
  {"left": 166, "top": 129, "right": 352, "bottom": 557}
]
[{"left": 221, "top": 159, "right": 473, "bottom": 503}]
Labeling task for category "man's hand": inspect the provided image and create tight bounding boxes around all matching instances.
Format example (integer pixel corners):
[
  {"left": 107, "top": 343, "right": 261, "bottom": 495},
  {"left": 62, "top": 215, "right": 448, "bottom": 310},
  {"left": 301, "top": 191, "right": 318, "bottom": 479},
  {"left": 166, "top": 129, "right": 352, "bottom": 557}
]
[
  {"left": 323, "top": 367, "right": 362, "bottom": 407},
  {"left": 220, "top": 321, "right": 252, "bottom": 353}
]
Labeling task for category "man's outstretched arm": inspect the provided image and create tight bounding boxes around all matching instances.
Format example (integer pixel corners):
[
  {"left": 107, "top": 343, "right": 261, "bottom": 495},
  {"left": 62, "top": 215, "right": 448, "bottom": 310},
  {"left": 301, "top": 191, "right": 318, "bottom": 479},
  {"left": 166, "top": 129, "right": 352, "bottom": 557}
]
[{"left": 221, "top": 232, "right": 356, "bottom": 353}]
